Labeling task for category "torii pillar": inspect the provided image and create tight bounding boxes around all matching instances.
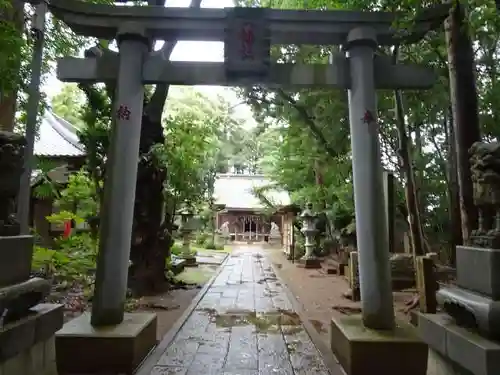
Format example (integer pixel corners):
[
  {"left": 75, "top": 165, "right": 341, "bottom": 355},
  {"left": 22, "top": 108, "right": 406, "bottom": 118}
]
[
  {"left": 54, "top": 24, "right": 158, "bottom": 375},
  {"left": 329, "top": 28, "right": 427, "bottom": 375}
]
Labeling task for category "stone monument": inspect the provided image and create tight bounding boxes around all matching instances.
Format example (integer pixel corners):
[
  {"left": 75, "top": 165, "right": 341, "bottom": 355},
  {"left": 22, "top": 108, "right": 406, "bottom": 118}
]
[
  {"left": 218, "top": 221, "right": 231, "bottom": 244},
  {"left": 269, "top": 221, "right": 281, "bottom": 246},
  {"left": 0, "top": 131, "right": 63, "bottom": 375},
  {"left": 419, "top": 141, "right": 500, "bottom": 375},
  {"left": 48, "top": 0, "right": 449, "bottom": 374}
]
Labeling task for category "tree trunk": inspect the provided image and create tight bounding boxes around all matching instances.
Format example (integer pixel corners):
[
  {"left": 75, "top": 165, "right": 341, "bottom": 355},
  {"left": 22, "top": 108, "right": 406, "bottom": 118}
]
[
  {"left": 393, "top": 48, "right": 426, "bottom": 257},
  {"left": 445, "top": 107, "right": 462, "bottom": 266},
  {"left": 124, "top": 0, "right": 203, "bottom": 296},
  {"left": 445, "top": 2, "right": 480, "bottom": 242},
  {"left": 128, "top": 113, "right": 170, "bottom": 296},
  {"left": 395, "top": 103, "right": 425, "bottom": 257},
  {"left": 0, "top": 0, "right": 24, "bottom": 132}
]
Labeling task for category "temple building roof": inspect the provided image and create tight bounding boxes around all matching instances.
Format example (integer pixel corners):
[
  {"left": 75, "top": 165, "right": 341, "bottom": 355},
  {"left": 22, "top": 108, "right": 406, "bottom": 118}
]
[
  {"left": 34, "top": 110, "right": 85, "bottom": 158},
  {"left": 31, "top": 110, "right": 85, "bottom": 186},
  {"left": 214, "top": 173, "right": 290, "bottom": 211}
]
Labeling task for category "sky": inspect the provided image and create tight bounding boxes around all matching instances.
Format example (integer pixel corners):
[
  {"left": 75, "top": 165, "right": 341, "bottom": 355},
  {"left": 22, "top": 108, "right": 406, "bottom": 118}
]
[{"left": 45, "top": 0, "right": 256, "bottom": 126}]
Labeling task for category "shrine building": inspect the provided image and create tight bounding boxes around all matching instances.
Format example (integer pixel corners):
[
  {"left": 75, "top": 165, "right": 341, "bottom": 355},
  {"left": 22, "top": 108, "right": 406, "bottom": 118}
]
[{"left": 213, "top": 173, "right": 292, "bottom": 243}]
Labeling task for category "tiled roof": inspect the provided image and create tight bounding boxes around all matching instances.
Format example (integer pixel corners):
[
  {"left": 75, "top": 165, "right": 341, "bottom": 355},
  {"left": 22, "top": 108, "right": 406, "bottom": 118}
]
[
  {"left": 214, "top": 174, "right": 291, "bottom": 210},
  {"left": 34, "top": 111, "right": 85, "bottom": 157}
]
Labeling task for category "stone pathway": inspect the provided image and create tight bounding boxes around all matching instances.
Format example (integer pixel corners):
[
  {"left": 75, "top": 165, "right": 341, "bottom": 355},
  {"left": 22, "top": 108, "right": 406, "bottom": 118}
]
[{"left": 147, "top": 246, "right": 331, "bottom": 375}]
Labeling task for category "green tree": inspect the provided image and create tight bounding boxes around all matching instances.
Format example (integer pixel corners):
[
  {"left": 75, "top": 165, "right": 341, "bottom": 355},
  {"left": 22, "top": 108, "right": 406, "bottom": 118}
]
[
  {"left": 235, "top": 0, "right": 500, "bottom": 263},
  {"left": 51, "top": 83, "right": 86, "bottom": 128}
]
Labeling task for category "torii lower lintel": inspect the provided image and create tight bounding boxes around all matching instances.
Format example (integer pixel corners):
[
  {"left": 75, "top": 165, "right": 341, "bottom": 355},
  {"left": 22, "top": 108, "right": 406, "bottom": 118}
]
[{"left": 56, "top": 54, "right": 436, "bottom": 90}]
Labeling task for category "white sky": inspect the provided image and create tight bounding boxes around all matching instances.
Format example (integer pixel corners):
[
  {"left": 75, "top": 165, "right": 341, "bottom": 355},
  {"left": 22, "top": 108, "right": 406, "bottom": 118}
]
[{"left": 44, "top": 0, "right": 256, "bottom": 126}]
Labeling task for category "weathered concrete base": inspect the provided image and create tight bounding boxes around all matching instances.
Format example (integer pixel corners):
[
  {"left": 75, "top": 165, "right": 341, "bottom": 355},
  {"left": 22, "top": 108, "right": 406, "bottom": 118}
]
[
  {"left": 330, "top": 314, "right": 428, "bottom": 375},
  {"left": 427, "top": 348, "right": 473, "bottom": 375},
  {"left": 418, "top": 312, "right": 500, "bottom": 375},
  {"left": 2, "top": 336, "right": 58, "bottom": 375},
  {"left": 298, "top": 257, "right": 322, "bottom": 269},
  {"left": 0, "top": 304, "right": 64, "bottom": 375},
  {"left": 56, "top": 312, "right": 157, "bottom": 374}
]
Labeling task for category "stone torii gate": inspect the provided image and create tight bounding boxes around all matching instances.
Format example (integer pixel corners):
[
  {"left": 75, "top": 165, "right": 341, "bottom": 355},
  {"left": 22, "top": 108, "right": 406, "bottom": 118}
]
[{"left": 49, "top": 1, "right": 447, "bottom": 374}]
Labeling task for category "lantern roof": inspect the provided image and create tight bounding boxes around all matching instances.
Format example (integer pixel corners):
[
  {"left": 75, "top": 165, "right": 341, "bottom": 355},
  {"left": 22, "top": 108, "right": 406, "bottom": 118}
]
[
  {"left": 300, "top": 203, "right": 316, "bottom": 218},
  {"left": 178, "top": 204, "right": 194, "bottom": 216}
]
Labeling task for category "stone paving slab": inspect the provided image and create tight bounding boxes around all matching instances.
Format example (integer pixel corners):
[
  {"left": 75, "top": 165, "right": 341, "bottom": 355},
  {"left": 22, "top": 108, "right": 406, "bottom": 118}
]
[
  {"left": 196, "top": 250, "right": 228, "bottom": 265},
  {"left": 148, "top": 246, "right": 331, "bottom": 375}
]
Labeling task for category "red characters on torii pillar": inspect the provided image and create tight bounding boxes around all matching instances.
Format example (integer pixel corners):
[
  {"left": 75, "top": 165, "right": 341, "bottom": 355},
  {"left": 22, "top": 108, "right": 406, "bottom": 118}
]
[{"left": 240, "top": 23, "right": 255, "bottom": 59}]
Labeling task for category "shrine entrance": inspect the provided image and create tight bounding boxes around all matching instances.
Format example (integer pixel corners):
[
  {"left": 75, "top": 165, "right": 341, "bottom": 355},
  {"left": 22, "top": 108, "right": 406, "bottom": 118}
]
[
  {"left": 243, "top": 220, "right": 256, "bottom": 234},
  {"left": 48, "top": 1, "right": 448, "bottom": 374},
  {"left": 239, "top": 215, "right": 261, "bottom": 242}
]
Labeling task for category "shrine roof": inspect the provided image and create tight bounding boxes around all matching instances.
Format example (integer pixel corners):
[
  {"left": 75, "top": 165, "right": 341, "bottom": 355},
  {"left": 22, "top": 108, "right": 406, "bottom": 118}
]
[
  {"left": 214, "top": 173, "right": 291, "bottom": 210},
  {"left": 34, "top": 110, "right": 85, "bottom": 158}
]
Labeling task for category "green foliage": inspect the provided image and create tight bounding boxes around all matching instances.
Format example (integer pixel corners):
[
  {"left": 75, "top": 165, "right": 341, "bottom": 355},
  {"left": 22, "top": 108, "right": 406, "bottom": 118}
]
[
  {"left": 32, "top": 159, "right": 62, "bottom": 200},
  {"left": 0, "top": 0, "right": 24, "bottom": 96},
  {"left": 170, "top": 242, "right": 183, "bottom": 256},
  {"left": 194, "top": 232, "right": 210, "bottom": 247},
  {"left": 51, "top": 84, "right": 86, "bottom": 128},
  {"left": 32, "top": 232, "right": 97, "bottom": 284},
  {"left": 55, "top": 170, "right": 99, "bottom": 219},
  {"left": 46, "top": 210, "right": 83, "bottom": 226},
  {"left": 230, "top": 0, "right": 500, "bottom": 247},
  {"left": 204, "top": 241, "right": 225, "bottom": 251}
]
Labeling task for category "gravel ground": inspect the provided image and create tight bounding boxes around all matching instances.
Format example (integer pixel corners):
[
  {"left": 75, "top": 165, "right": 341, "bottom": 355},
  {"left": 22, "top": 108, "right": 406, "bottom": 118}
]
[{"left": 263, "top": 247, "right": 414, "bottom": 348}]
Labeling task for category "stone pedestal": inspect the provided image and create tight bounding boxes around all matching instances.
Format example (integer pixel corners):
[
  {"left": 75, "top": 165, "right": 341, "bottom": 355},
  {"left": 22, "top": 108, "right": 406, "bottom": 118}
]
[
  {"left": 182, "top": 255, "right": 198, "bottom": 267},
  {"left": 0, "top": 304, "right": 64, "bottom": 375},
  {"left": 330, "top": 314, "right": 428, "bottom": 375},
  {"left": 56, "top": 312, "right": 157, "bottom": 374},
  {"left": 298, "top": 256, "right": 322, "bottom": 269},
  {"left": 269, "top": 235, "right": 281, "bottom": 246},
  {"left": 0, "top": 235, "right": 34, "bottom": 287},
  {"left": 419, "top": 313, "right": 500, "bottom": 375}
]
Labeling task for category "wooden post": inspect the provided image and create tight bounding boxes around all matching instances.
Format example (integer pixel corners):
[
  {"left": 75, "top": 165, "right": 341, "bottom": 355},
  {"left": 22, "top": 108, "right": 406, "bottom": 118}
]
[
  {"left": 415, "top": 255, "right": 437, "bottom": 313},
  {"left": 383, "top": 171, "right": 395, "bottom": 254},
  {"left": 349, "top": 251, "right": 361, "bottom": 302}
]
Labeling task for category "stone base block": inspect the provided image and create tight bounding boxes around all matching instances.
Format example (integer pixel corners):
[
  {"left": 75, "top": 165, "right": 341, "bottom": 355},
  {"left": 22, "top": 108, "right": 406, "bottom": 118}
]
[
  {"left": 56, "top": 312, "right": 157, "bottom": 374},
  {"left": 456, "top": 246, "right": 500, "bottom": 299},
  {"left": 2, "top": 336, "right": 58, "bottom": 375},
  {"left": 418, "top": 312, "right": 500, "bottom": 375},
  {"left": 427, "top": 348, "right": 473, "bottom": 375},
  {"left": 330, "top": 314, "right": 428, "bottom": 375},
  {"left": 0, "top": 235, "right": 34, "bottom": 287},
  {"left": 183, "top": 256, "right": 198, "bottom": 267},
  {"left": 298, "top": 257, "right": 322, "bottom": 269},
  {"left": 0, "top": 304, "right": 63, "bottom": 375}
]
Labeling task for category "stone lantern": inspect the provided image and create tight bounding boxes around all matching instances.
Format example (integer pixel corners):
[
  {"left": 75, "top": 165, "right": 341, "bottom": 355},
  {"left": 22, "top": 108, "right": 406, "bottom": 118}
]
[
  {"left": 178, "top": 203, "right": 197, "bottom": 266},
  {"left": 213, "top": 199, "right": 227, "bottom": 243},
  {"left": 299, "top": 202, "right": 321, "bottom": 268}
]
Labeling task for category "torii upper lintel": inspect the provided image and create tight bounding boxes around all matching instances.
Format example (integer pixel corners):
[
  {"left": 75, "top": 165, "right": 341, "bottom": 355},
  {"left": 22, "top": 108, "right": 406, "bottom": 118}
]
[{"left": 47, "top": 0, "right": 450, "bottom": 46}]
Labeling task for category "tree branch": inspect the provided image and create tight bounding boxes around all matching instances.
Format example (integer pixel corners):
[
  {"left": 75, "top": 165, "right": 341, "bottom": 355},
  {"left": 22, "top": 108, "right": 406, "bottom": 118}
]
[
  {"left": 274, "top": 88, "right": 341, "bottom": 160},
  {"left": 145, "top": 0, "right": 203, "bottom": 122}
]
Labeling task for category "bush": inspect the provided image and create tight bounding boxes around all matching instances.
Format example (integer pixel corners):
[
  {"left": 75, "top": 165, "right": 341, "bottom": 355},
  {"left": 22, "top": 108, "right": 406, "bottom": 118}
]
[
  {"left": 204, "top": 241, "right": 225, "bottom": 251},
  {"left": 194, "top": 232, "right": 210, "bottom": 246},
  {"left": 170, "top": 242, "right": 183, "bottom": 256},
  {"left": 31, "top": 232, "right": 98, "bottom": 283}
]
